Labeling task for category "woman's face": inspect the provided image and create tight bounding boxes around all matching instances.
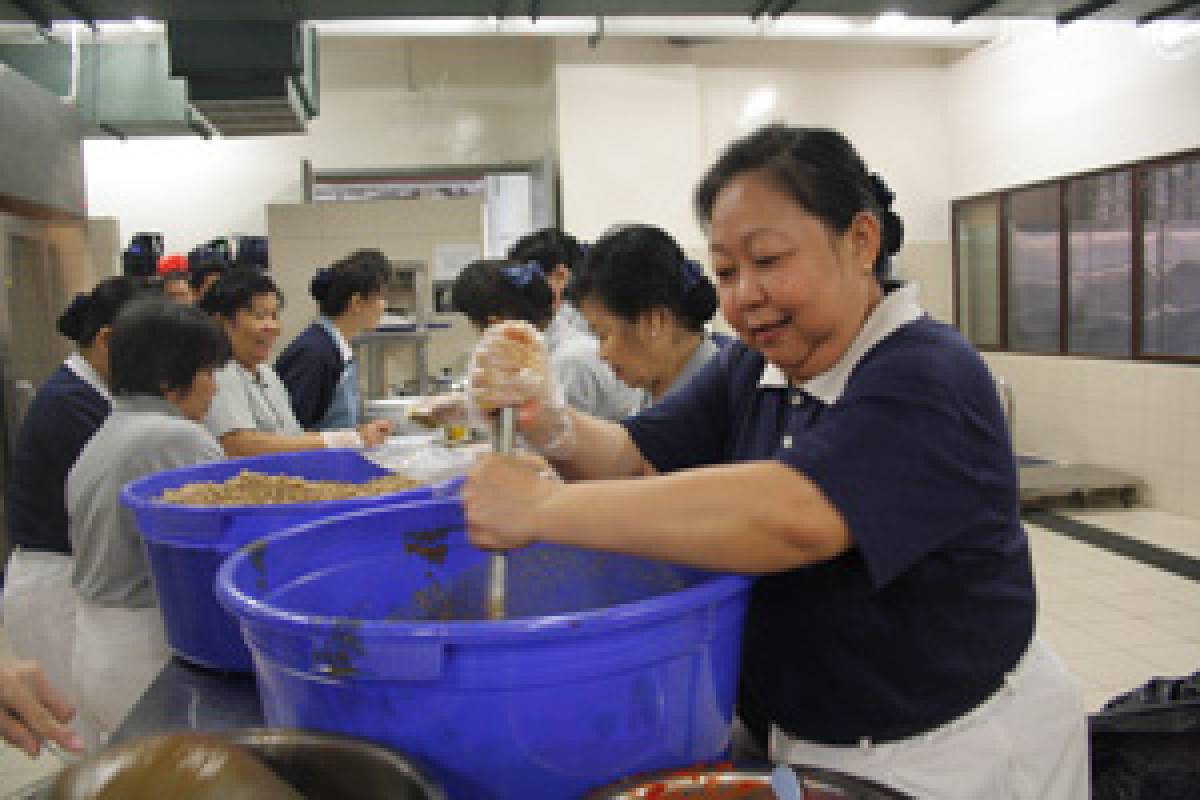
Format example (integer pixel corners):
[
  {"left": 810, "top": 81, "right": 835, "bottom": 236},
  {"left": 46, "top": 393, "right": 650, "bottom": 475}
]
[
  {"left": 169, "top": 367, "right": 218, "bottom": 422},
  {"left": 351, "top": 290, "right": 388, "bottom": 332},
  {"left": 224, "top": 292, "right": 281, "bottom": 368},
  {"left": 579, "top": 297, "right": 662, "bottom": 392},
  {"left": 708, "top": 170, "right": 882, "bottom": 382}
]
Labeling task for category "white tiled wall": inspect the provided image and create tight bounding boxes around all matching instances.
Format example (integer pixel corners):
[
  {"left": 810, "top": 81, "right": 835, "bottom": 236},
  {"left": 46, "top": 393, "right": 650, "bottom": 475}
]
[{"left": 985, "top": 352, "right": 1200, "bottom": 520}]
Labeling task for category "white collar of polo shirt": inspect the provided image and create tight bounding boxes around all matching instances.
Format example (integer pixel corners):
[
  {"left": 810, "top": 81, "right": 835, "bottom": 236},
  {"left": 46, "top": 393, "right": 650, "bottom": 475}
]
[
  {"left": 757, "top": 282, "right": 924, "bottom": 404},
  {"left": 318, "top": 316, "right": 354, "bottom": 363},
  {"left": 65, "top": 352, "right": 112, "bottom": 401}
]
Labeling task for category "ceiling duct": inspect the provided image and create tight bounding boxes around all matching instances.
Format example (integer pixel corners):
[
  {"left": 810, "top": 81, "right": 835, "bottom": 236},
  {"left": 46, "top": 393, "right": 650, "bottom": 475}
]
[{"left": 167, "top": 21, "right": 318, "bottom": 137}]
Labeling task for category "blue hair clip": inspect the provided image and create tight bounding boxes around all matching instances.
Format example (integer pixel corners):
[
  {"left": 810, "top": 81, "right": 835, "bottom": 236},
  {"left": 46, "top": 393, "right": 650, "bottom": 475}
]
[
  {"left": 500, "top": 261, "right": 544, "bottom": 288},
  {"left": 680, "top": 259, "right": 704, "bottom": 291}
]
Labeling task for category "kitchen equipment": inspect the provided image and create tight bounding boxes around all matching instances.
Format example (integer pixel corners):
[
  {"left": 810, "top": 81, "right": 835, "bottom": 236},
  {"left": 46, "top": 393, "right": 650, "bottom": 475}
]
[
  {"left": 583, "top": 763, "right": 914, "bottom": 799},
  {"left": 487, "top": 407, "right": 514, "bottom": 620},
  {"left": 122, "top": 450, "right": 446, "bottom": 670},
  {"left": 217, "top": 498, "right": 750, "bottom": 799},
  {"left": 24, "top": 728, "right": 446, "bottom": 800}
]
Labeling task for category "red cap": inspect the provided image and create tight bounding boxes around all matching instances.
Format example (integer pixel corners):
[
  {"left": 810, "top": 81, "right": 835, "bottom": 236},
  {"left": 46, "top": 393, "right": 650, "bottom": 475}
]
[{"left": 157, "top": 254, "right": 189, "bottom": 275}]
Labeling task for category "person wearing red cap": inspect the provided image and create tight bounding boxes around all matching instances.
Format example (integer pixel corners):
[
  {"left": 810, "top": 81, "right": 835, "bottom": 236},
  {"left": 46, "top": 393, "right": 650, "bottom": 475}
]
[{"left": 157, "top": 254, "right": 194, "bottom": 305}]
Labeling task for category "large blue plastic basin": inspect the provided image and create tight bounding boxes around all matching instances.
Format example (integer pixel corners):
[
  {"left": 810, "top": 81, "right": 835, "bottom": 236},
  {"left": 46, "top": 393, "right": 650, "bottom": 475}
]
[
  {"left": 121, "top": 450, "right": 442, "bottom": 671},
  {"left": 216, "top": 498, "right": 750, "bottom": 799}
]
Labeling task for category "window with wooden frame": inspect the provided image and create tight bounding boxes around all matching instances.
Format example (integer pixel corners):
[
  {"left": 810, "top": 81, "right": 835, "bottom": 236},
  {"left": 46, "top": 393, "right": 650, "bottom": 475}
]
[{"left": 952, "top": 149, "right": 1200, "bottom": 364}]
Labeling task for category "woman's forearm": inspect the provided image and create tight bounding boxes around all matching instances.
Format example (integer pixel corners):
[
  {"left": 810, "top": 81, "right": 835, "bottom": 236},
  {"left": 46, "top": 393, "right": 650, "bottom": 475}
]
[
  {"left": 219, "top": 430, "right": 325, "bottom": 457},
  {"left": 540, "top": 409, "right": 653, "bottom": 481},
  {"left": 532, "top": 460, "right": 851, "bottom": 574}
]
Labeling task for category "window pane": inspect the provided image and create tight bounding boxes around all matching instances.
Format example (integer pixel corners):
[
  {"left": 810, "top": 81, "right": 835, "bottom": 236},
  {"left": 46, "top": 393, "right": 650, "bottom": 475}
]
[
  {"left": 1144, "top": 159, "right": 1200, "bottom": 357},
  {"left": 955, "top": 201, "right": 999, "bottom": 347},
  {"left": 1008, "top": 186, "right": 1061, "bottom": 352},
  {"left": 1067, "top": 172, "right": 1132, "bottom": 356}
]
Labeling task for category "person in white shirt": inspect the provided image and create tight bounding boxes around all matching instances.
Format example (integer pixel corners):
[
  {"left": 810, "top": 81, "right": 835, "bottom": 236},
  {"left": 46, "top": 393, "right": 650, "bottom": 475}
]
[
  {"left": 452, "top": 258, "right": 638, "bottom": 422},
  {"left": 197, "top": 269, "right": 390, "bottom": 455},
  {"left": 68, "top": 297, "right": 229, "bottom": 745},
  {"left": 570, "top": 223, "right": 725, "bottom": 412}
]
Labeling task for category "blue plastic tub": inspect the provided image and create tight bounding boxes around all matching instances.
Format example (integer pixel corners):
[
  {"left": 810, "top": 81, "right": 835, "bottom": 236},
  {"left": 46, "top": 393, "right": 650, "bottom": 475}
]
[
  {"left": 216, "top": 499, "right": 750, "bottom": 800},
  {"left": 121, "top": 449, "right": 445, "bottom": 671}
]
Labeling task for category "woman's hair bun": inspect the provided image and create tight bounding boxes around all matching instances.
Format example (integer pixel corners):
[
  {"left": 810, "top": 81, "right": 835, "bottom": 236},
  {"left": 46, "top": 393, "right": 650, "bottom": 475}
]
[
  {"left": 868, "top": 172, "right": 895, "bottom": 211},
  {"left": 56, "top": 293, "right": 91, "bottom": 342},
  {"left": 309, "top": 267, "right": 334, "bottom": 301},
  {"left": 881, "top": 209, "right": 904, "bottom": 256}
]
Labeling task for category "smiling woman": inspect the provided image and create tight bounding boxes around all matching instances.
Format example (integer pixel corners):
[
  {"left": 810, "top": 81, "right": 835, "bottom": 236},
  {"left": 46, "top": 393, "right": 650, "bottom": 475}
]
[
  {"left": 461, "top": 125, "right": 1090, "bottom": 800},
  {"left": 198, "top": 269, "right": 390, "bottom": 457}
]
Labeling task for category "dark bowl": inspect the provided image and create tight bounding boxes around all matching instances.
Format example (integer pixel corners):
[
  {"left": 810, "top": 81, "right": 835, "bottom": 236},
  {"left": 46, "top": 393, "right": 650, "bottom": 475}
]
[{"left": 22, "top": 727, "right": 446, "bottom": 800}]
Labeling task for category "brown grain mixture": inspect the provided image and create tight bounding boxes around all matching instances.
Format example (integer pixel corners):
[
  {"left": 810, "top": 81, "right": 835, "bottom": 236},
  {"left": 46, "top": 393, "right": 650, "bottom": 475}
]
[{"left": 159, "top": 470, "right": 424, "bottom": 506}]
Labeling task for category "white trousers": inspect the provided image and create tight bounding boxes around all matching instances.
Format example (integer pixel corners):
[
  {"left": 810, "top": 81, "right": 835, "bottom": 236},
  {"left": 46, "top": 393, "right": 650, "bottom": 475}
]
[
  {"left": 3, "top": 549, "right": 78, "bottom": 699},
  {"left": 72, "top": 599, "right": 169, "bottom": 749},
  {"left": 770, "top": 638, "right": 1089, "bottom": 799}
]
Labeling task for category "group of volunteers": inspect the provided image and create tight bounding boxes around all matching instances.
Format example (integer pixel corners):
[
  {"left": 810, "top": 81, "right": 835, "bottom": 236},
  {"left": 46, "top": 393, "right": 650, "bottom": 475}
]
[
  {"left": 1, "top": 249, "right": 399, "bottom": 747},
  {"left": 1, "top": 124, "right": 1087, "bottom": 799}
]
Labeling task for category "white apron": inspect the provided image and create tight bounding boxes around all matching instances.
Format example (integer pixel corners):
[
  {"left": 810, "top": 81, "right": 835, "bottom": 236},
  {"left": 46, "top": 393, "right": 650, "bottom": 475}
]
[
  {"left": 3, "top": 548, "right": 78, "bottom": 698},
  {"left": 769, "top": 638, "right": 1089, "bottom": 799},
  {"left": 71, "top": 599, "right": 169, "bottom": 749}
]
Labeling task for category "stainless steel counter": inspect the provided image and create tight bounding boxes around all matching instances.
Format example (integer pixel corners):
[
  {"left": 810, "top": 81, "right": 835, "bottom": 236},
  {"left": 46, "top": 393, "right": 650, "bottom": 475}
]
[{"left": 111, "top": 658, "right": 263, "bottom": 744}]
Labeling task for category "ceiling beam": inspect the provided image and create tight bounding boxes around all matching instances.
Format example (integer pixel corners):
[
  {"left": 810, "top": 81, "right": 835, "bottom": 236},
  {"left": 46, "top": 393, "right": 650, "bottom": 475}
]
[
  {"left": 8, "top": 0, "right": 52, "bottom": 33},
  {"left": 55, "top": 0, "right": 96, "bottom": 31},
  {"left": 769, "top": 0, "right": 798, "bottom": 20},
  {"left": 1137, "top": 0, "right": 1200, "bottom": 23},
  {"left": 951, "top": 0, "right": 1000, "bottom": 23},
  {"left": 1056, "top": 0, "right": 1119, "bottom": 24}
]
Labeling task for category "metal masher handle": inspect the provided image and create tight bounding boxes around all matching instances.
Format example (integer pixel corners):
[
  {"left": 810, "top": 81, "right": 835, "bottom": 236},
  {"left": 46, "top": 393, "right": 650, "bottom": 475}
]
[{"left": 487, "top": 407, "right": 515, "bottom": 619}]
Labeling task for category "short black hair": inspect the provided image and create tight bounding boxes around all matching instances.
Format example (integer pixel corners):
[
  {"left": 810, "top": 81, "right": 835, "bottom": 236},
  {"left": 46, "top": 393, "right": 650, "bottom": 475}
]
[
  {"left": 109, "top": 296, "right": 230, "bottom": 397},
  {"left": 197, "top": 268, "right": 283, "bottom": 320},
  {"left": 310, "top": 249, "right": 391, "bottom": 317},
  {"left": 571, "top": 224, "right": 717, "bottom": 333},
  {"left": 56, "top": 276, "right": 156, "bottom": 346},
  {"left": 508, "top": 228, "right": 585, "bottom": 274},
  {"left": 187, "top": 248, "right": 230, "bottom": 292},
  {"left": 452, "top": 259, "right": 554, "bottom": 330},
  {"left": 694, "top": 125, "right": 904, "bottom": 281}
]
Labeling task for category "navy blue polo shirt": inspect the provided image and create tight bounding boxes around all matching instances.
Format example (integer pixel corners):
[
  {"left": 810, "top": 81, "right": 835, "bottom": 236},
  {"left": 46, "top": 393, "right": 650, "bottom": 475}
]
[
  {"left": 276, "top": 321, "right": 346, "bottom": 429},
  {"left": 6, "top": 363, "right": 110, "bottom": 554},
  {"left": 623, "top": 293, "right": 1035, "bottom": 745}
]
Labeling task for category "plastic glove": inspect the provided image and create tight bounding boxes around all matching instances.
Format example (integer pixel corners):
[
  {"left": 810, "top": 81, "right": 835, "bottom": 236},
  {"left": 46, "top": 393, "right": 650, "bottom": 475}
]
[
  {"left": 466, "top": 321, "right": 574, "bottom": 456},
  {"left": 408, "top": 393, "right": 472, "bottom": 442},
  {"left": 321, "top": 421, "right": 391, "bottom": 449},
  {"left": 319, "top": 430, "right": 363, "bottom": 449},
  {"left": 357, "top": 419, "right": 393, "bottom": 448},
  {"left": 0, "top": 658, "right": 83, "bottom": 757},
  {"left": 409, "top": 392, "right": 467, "bottom": 428}
]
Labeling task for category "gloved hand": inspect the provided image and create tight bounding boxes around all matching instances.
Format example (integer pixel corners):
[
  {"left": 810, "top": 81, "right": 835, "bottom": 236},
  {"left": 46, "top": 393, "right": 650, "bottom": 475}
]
[
  {"left": 466, "top": 321, "right": 574, "bottom": 456},
  {"left": 409, "top": 392, "right": 467, "bottom": 428},
  {"left": 319, "top": 420, "right": 392, "bottom": 450},
  {"left": 357, "top": 419, "right": 393, "bottom": 448}
]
